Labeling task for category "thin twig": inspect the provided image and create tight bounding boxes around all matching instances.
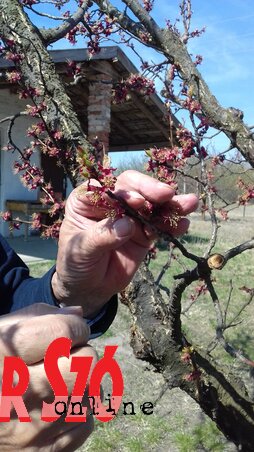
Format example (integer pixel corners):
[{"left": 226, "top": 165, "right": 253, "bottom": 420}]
[
  {"left": 106, "top": 189, "right": 200, "bottom": 263},
  {"left": 205, "top": 276, "right": 254, "bottom": 367}
]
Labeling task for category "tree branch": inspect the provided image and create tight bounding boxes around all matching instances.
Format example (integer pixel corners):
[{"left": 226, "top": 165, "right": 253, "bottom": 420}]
[
  {"left": 124, "top": 264, "right": 254, "bottom": 450},
  {"left": 94, "top": 0, "right": 162, "bottom": 51},
  {"left": 41, "top": 4, "right": 89, "bottom": 45},
  {"left": 95, "top": 0, "right": 254, "bottom": 167},
  {"left": 205, "top": 276, "right": 254, "bottom": 367},
  {"left": 224, "top": 238, "right": 254, "bottom": 264},
  {"left": 0, "top": 0, "right": 93, "bottom": 187}
]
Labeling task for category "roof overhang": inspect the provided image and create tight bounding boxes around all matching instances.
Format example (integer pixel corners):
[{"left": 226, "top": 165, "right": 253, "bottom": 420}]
[{"left": 0, "top": 46, "right": 178, "bottom": 152}]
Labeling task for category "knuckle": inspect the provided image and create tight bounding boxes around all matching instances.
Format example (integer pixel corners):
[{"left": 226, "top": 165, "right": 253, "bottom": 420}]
[
  {"left": 72, "top": 344, "right": 98, "bottom": 363},
  {"left": 54, "top": 315, "right": 88, "bottom": 344},
  {"left": 52, "top": 316, "right": 73, "bottom": 339},
  {"left": 83, "top": 228, "right": 104, "bottom": 253},
  {"left": 122, "top": 169, "right": 135, "bottom": 177}
]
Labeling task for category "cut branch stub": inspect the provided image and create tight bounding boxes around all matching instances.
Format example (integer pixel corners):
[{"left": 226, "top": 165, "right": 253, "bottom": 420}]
[{"left": 207, "top": 253, "right": 225, "bottom": 270}]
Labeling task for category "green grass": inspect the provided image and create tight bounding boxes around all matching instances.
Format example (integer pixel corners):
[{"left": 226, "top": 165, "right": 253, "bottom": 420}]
[
  {"left": 27, "top": 208, "right": 254, "bottom": 451},
  {"left": 84, "top": 411, "right": 175, "bottom": 452},
  {"left": 28, "top": 260, "right": 55, "bottom": 278},
  {"left": 85, "top": 422, "right": 124, "bottom": 451},
  {"left": 173, "top": 419, "right": 225, "bottom": 452},
  {"left": 149, "top": 212, "right": 254, "bottom": 363}
]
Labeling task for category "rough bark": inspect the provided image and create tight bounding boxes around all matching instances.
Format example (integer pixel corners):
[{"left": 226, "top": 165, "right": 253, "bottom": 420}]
[
  {"left": 160, "top": 27, "right": 254, "bottom": 168},
  {"left": 42, "top": 3, "right": 89, "bottom": 45},
  {"left": 4, "top": 0, "right": 254, "bottom": 169},
  {"left": 1, "top": 1, "right": 254, "bottom": 447},
  {"left": 0, "top": 0, "right": 92, "bottom": 186},
  {"left": 95, "top": 0, "right": 254, "bottom": 168},
  {"left": 123, "top": 264, "right": 254, "bottom": 451}
]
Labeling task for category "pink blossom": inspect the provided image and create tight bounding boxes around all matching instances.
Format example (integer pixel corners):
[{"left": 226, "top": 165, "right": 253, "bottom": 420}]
[
  {"left": 27, "top": 122, "right": 46, "bottom": 137},
  {"left": 184, "top": 369, "right": 202, "bottom": 382},
  {"left": 26, "top": 102, "right": 47, "bottom": 117},
  {"left": 6, "top": 71, "right": 21, "bottom": 83},
  {"left": 19, "top": 86, "right": 41, "bottom": 99},
  {"left": 1, "top": 211, "right": 12, "bottom": 221},
  {"left": 143, "top": 0, "right": 154, "bottom": 12},
  {"left": 5, "top": 51, "right": 23, "bottom": 63},
  {"left": 31, "top": 213, "right": 42, "bottom": 230}
]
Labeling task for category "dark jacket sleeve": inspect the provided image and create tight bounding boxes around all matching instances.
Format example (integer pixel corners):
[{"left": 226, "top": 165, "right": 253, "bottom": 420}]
[
  {"left": 0, "top": 235, "right": 117, "bottom": 336},
  {"left": 0, "top": 235, "right": 56, "bottom": 314}
]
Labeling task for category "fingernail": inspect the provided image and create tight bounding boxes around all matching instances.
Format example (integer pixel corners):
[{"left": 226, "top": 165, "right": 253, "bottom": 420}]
[
  {"left": 113, "top": 217, "right": 133, "bottom": 237},
  {"left": 128, "top": 191, "right": 144, "bottom": 200},
  {"left": 157, "top": 182, "right": 172, "bottom": 190}
]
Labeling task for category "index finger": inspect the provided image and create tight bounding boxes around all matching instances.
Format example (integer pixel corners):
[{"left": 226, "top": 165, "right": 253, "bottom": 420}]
[
  {"left": 0, "top": 305, "right": 90, "bottom": 364},
  {"left": 115, "top": 170, "right": 175, "bottom": 206}
]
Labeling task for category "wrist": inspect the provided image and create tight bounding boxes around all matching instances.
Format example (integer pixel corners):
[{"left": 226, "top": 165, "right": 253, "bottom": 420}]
[{"left": 51, "top": 271, "right": 109, "bottom": 319}]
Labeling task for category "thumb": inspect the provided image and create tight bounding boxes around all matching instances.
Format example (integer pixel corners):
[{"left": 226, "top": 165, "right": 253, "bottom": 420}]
[
  {"left": 0, "top": 306, "right": 90, "bottom": 364},
  {"left": 81, "top": 216, "right": 136, "bottom": 255}
]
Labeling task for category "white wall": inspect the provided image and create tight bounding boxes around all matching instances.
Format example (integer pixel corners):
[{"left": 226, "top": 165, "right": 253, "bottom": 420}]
[{"left": 0, "top": 88, "right": 40, "bottom": 236}]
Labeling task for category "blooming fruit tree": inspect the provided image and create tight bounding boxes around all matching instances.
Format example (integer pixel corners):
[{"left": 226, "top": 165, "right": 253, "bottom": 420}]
[{"left": 0, "top": 0, "right": 254, "bottom": 449}]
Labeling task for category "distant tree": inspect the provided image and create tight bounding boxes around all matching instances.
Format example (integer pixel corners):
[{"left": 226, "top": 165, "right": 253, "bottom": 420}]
[
  {"left": 115, "top": 154, "right": 148, "bottom": 174},
  {"left": 1, "top": 0, "right": 254, "bottom": 449}
]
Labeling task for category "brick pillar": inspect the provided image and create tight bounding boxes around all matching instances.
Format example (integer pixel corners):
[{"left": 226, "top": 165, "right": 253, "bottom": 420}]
[{"left": 88, "top": 65, "right": 112, "bottom": 159}]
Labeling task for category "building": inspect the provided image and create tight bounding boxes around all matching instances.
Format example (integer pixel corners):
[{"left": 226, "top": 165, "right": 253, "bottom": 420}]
[{"left": 0, "top": 46, "right": 176, "bottom": 237}]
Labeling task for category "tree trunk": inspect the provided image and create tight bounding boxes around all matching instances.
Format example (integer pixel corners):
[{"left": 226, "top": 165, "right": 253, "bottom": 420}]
[
  {"left": 123, "top": 264, "right": 254, "bottom": 451},
  {"left": 0, "top": 0, "right": 91, "bottom": 186}
]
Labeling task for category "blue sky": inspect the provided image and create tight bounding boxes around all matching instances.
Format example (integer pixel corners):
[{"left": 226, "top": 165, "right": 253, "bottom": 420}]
[
  {"left": 110, "top": 0, "right": 254, "bottom": 165},
  {"left": 131, "top": 0, "right": 254, "bottom": 120},
  {"left": 30, "top": 0, "right": 254, "bottom": 166},
  {"left": 186, "top": 0, "right": 254, "bottom": 122}
]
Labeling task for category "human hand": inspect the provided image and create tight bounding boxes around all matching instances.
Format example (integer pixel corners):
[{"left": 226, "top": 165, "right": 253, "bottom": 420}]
[
  {"left": 52, "top": 170, "right": 198, "bottom": 317},
  {"left": 0, "top": 303, "right": 97, "bottom": 451},
  {"left": 0, "top": 168, "right": 198, "bottom": 447}
]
